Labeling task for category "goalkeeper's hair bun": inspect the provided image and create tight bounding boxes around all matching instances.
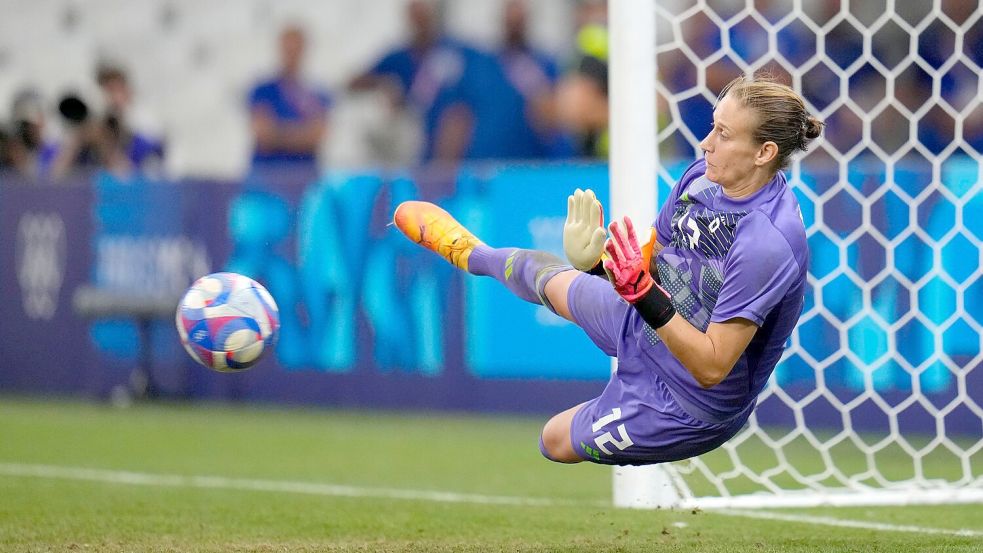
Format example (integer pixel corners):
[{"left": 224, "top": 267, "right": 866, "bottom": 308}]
[{"left": 804, "top": 116, "right": 824, "bottom": 141}]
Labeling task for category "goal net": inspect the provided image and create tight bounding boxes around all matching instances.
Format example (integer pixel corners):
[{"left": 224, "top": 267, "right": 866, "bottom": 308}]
[{"left": 621, "top": 0, "right": 983, "bottom": 508}]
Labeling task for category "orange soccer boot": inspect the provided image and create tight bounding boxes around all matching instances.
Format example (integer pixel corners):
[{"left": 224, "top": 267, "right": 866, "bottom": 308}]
[{"left": 392, "top": 201, "right": 484, "bottom": 271}]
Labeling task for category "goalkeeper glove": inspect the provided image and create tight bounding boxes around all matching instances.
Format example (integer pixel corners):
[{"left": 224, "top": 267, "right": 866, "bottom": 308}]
[
  {"left": 563, "top": 188, "right": 607, "bottom": 273},
  {"left": 603, "top": 216, "right": 676, "bottom": 329},
  {"left": 563, "top": 188, "right": 661, "bottom": 281}
]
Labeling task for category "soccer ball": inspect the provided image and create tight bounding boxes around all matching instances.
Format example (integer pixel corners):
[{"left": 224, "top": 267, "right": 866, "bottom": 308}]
[{"left": 175, "top": 272, "right": 280, "bottom": 372}]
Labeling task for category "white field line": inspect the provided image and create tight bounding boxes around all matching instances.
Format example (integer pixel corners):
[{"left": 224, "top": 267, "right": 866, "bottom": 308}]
[
  {"left": 715, "top": 508, "right": 983, "bottom": 539},
  {"left": 2, "top": 462, "right": 982, "bottom": 539},
  {"left": 0, "top": 462, "right": 578, "bottom": 507}
]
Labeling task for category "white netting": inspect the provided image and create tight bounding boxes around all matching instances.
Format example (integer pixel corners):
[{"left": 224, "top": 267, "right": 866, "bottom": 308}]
[{"left": 651, "top": 0, "right": 983, "bottom": 507}]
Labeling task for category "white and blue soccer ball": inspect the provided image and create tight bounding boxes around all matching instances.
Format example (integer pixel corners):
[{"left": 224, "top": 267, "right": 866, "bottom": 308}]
[{"left": 176, "top": 272, "right": 280, "bottom": 372}]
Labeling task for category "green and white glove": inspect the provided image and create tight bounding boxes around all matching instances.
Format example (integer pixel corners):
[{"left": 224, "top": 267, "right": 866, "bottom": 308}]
[{"left": 563, "top": 188, "right": 607, "bottom": 273}]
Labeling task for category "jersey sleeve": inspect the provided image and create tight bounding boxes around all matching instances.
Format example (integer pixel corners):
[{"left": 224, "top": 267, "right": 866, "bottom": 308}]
[
  {"left": 371, "top": 50, "right": 417, "bottom": 93},
  {"left": 370, "top": 51, "right": 399, "bottom": 76},
  {"left": 711, "top": 212, "right": 801, "bottom": 326},
  {"left": 247, "top": 83, "right": 271, "bottom": 110}
]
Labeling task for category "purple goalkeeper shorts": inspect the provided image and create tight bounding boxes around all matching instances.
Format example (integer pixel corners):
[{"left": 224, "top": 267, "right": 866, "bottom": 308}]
[{"left": 562, "top": 273, "right": 751, "bottom": 465}]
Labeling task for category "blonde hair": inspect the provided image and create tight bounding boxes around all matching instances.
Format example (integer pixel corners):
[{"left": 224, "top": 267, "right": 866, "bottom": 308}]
[{"left": 719, "top": 74, "right": 824, "bottom": 169}]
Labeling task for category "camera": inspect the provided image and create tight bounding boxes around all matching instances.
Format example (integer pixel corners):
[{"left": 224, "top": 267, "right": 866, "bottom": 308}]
[{"left": 57, "top": 95, "right": 90, "bottom": 125}]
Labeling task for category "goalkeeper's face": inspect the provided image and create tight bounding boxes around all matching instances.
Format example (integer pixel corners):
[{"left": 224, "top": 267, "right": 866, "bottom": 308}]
[{"left": 699, "top": 93, "right": 770, "bottom": 189}]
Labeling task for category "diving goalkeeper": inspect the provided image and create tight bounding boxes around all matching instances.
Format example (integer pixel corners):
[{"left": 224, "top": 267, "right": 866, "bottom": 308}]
[{"left": 393, "top": 75, "right": 823, "bottom": 465}]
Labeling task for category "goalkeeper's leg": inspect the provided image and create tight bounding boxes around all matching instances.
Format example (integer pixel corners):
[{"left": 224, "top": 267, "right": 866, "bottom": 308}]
[
  {"left": 393, "top": 201, "right": 578, "bottom": 319},
  {"left": 540, "top": 402, "right": 588, "bottom": 463},
  {"left": 395, "top": 201, "right": 631, "bottom": 464}
]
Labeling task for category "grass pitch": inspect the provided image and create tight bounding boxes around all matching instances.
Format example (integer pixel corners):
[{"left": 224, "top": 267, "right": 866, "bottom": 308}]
[{"left": 1, "top": 398, "right": 981, "bottom": 552}]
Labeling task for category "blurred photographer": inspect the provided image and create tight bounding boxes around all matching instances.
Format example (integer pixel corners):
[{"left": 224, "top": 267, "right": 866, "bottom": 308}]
[
  {"left": 0, "top": 88, "right": 58, "bottom": 180},
  {"left": 50, "top": 64, "right": 164, "bottom": 181}
]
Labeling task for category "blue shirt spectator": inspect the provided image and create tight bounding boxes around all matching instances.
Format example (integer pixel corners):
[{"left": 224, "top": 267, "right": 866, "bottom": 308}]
[
  {"left": 455, "top": 47, "right": 566, "bottom": 160},
  {"left": 248, "top": 77, "right": 331, "bottom": 165},
  {"left": 352, "top": 0, "right": 571, "bottom": 163},
  {"left": 360, "top": 36, "right": 474, "bottom": 161},
  {"left": 471, "top": 0, "right": 570, "bottom": 159},
  {"left": 248, "top": 25, "right": 330, "bottom": 171},
  {"left": 353, "top": 0, "right": 530, "bottom": 163}
]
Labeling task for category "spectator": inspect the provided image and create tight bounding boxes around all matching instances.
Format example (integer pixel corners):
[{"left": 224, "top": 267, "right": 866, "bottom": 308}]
[
  {"left": 348, "top": 0, "right": 476, "bottom": 163},
  {"left": 0, "top": 88, "right": 58, "bottom": 179},
  {"left": 248, "top": 24, "right": 331, "bottom": 175},
  {"left": 96, "top": 65, "right": 166, "bottom": 174},
  {"left": 50, "top": 64, "right": 165, "bottom": 180},
  {"left": 555, "top": 20, "right": 610, "bottom": 158},
  {"left": 469, "top": 0, "right": 570, "bottom": 159}
]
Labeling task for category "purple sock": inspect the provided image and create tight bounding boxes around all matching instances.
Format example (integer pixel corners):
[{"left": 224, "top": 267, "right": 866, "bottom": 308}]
[{"left": 468, "top": 245, "right": 571, "bottom": 312}]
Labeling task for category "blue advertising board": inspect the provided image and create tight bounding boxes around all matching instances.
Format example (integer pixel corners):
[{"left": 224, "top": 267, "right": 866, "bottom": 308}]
[
  {"left": 463, "top": 163, "right": 612, "bottom": 379},
  {"left": 1, "top": 157, "right": 980, "bottom": 434}
]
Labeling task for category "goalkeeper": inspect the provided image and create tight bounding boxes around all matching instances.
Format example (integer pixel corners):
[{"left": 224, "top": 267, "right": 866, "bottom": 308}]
[{"left": 393, "top": 75, "right": 823, "bottom": 465}]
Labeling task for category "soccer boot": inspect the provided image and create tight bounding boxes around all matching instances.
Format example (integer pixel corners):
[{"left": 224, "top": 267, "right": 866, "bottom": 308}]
[{"left": 393, "top": 201, "right": 483, "bottom": 271}]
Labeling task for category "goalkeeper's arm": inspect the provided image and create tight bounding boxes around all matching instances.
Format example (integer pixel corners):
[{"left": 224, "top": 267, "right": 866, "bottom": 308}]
[{"left": 603, "top": 216, "right": 756, "bottom": 388}]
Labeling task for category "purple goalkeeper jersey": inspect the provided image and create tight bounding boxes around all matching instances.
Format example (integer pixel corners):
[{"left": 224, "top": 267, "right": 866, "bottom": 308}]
[{"left": 638, "top": 158, "right": 808, "bottom": 423}]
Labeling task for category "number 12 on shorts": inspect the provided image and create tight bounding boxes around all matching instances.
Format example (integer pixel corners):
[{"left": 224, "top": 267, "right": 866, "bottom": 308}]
[{"left": 592, "top": 408, "right": 634, "bottom": 455}]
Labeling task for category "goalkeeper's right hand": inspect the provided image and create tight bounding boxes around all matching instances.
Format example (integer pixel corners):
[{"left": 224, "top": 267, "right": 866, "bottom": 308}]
[
  {"left": 563, "top": 188, "right": 607, "bottom": 273},
  {"left": 603, "top": 216, "right": 676, "bottom": 328}
]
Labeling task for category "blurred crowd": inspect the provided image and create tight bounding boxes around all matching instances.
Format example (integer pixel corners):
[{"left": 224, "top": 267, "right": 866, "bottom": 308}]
[
  {"left": 0, "top": 64, "right": 165, "bottom": 182},
  {"left": 0, "top": 0, "right": 980, "bottom": 183},
  {"left": 0, "top": 0, "right": 612, "bottom": 182}
]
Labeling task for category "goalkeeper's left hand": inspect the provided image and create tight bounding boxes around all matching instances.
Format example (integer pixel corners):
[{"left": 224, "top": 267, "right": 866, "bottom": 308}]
[
  {"left": 563, "top": 188, "right": 607, "bottom": 272},
  {"left": 604, "top": 216, "right": 676, "bottom": 328}
]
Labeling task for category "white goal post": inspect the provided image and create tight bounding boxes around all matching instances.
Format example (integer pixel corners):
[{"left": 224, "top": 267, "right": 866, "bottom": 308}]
[{"left": 610, "top": 0, "right": 983, "bottom": 509}]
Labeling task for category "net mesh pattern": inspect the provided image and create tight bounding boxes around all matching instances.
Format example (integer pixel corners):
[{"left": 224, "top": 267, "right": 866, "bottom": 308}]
[{"left": 651, "top": 0, "right": 983, "bottom": 504}]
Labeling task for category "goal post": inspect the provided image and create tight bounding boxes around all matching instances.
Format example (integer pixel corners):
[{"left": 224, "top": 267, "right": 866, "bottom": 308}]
[
  {"left": 608, "top": 0, "right": 680, "bottom": 508},
  {"left": 610, "top": 0, "right": 983, "bottom": 509}
]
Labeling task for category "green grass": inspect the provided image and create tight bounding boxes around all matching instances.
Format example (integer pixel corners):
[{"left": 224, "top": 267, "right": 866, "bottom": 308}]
[{"left": 1, "top": 397, "right": 981, "bottom": 552}]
